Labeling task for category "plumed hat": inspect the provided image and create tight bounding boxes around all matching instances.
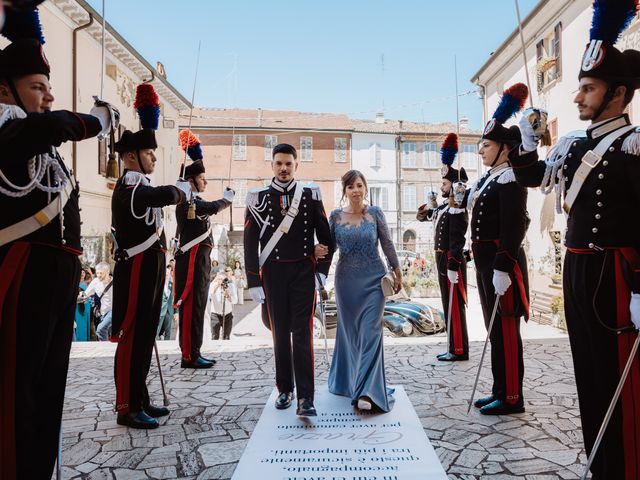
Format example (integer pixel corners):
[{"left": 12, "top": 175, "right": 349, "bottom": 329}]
[
  {"left": 440, "top": 133, "right": 468, "bottom": 183},
  {"left": 0, "top": 7, "right": 49, "bottom": 79},
  {"left": 115, "top": 84, "right": 160, "bottom": 153},
  {"left": 179, "top": 129, "right": 205, "bottom": 178},
  {"left": 482, "top": 83, "right": 528, "bottom": 147}
]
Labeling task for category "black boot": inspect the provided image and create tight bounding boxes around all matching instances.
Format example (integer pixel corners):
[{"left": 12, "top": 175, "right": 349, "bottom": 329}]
[
  {"left": 117, "top": 411, "right": 159, "bottom": 429},
  {"left": 199, "top": 355, "right": 217, "bottom": 364},
  {"left": 296, "top": 398, "right": 317, "bottom": 417},
  {"left": 473, "top": 395, "right": 496, "bottom": 408},
  {"left": 275, "top": 392, "right": 294, "bottom": 410},
  {"left": 181, "top": 357, "right": 214, "bottom": 369},
  {"left": 145, "top": 404, "right": 170, "bottom": 418},
  {"left": 480, "top": 399, "right": 525, "bottom": 415},
  {"left": 437, "top": 352, "right": 469, "bottom": 362}
]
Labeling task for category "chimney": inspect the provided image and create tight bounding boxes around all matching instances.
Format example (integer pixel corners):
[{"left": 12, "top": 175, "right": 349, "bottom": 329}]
[
  {"left": 375, "top": 111, "right": 385, "bottom": 124},
  {"left": 459, "top": 117, "right": 469, "bottom": 130},
  {"left": 398, "top": 120, "right": 404, "bottom": 130},
  {"left": 257, "top": 108, "right": 263, "bottom": 127}
]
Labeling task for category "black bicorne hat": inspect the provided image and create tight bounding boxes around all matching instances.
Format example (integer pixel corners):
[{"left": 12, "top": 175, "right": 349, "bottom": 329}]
[
  {"left": 579, "top": 1, "right": 640, "bottom": 89},
  {"left": 481, "top": 83, "right": 528, "bottom": 148},
  {"left": 184, "top": 159, "right": 205, "bottom": 178},
  {"left": 114, "top": 129, "right": 157, "bottom": 153},
  {"left": 0, "top": 38, "right": 49, "bottom": 78}
]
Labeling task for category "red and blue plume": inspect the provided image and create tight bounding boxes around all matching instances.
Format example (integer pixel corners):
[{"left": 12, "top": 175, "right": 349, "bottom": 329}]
[
  {"left": 2, "top": 7, "right": 45, "bottom": 44},
  {"left": 590, "top": 0, "right": 639, "bottom": 44},
  {"left": 492, "top": 83, "right": 528, "bottom": 124},
  {"left": 134, "top": 84, "right": 160, "bottom": 131},
  {"left": 179, "top": 129, "right": 203, "bottom": 161},
  {"left": 440, "top": 133, "right": 458, "bottom": 166}
]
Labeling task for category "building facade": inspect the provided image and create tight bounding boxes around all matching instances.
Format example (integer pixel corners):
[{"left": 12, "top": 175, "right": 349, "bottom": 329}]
[
  {"left": 29, "top": 0, "right": 190, "bottom": 265},
  {"left": 471, "top": 0, "right": 640, "bottom": 276}
]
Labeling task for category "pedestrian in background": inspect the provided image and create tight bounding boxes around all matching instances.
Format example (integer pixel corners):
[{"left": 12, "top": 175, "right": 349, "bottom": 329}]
[
  {"left": 210, "top": 268, "right": 238, "bottom": 340},
  {"left": 233, "top": 260, "right": 246, "bottom": 305},
  {"left": 157, "top": 261, "right": 176, "bottom": 340},
  {"left": 83, "top": 262, "right": 113, "bottom": 341}
]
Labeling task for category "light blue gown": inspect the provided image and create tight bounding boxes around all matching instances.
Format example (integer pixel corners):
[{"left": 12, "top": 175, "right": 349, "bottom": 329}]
[{"left": 328, "top": 206, "right": 400, "bottom": 412}]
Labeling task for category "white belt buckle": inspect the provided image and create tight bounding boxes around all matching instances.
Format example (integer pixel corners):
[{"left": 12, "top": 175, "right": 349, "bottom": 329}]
[
  {"left": 581, "top": 150, "right": 602, "bottom": 168},
  {"left": 287, "top": 206, "right": 299, "bottom": 217}
]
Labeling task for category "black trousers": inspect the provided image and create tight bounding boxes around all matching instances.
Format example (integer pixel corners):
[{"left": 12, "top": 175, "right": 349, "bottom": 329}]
[
  {"left": 175, "top": 244, "right": 211, "bottom": 362},
  {"left": 0, "top": 243, "right": 79, "bottom": 480},
  {"left": 262, "top": 258, "right": 316, "bottom": 399},
  {"left": 211, "top": 312, "right": 233, "bottom": 340},
  {"left": 564, "top": 250, "right": 640, "bottom": 480},
  {"left": 436, "top": 251, "right": 469, "bottom": 355},
  {"left": 473, "top": 243, "right": 528, "bottom": 405},
  {"left": 112, "top": 249, "right": 165, "bottom": 415}
]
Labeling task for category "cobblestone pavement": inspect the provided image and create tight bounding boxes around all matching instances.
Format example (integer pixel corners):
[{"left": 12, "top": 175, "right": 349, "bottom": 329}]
[{"left": 60, "top": 333, "right": 586, "bottom": 480}]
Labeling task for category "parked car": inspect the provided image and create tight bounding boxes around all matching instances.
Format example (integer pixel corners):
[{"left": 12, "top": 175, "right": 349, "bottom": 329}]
[{"left": 313, "top": 292, "right": 445, "bottom": 339}]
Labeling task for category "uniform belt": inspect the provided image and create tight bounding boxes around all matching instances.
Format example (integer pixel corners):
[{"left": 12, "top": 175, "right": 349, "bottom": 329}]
[
  {"left": 177, "top": 227, "right": 211, "bottom": 255},
  {"left": 0, "top": 177, "right": 75, "bottom": 248}
]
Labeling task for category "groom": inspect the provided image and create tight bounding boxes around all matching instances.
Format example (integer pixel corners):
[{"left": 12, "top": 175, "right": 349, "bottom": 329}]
[{"left": 244, "top": 143, "right": 333, "bottom": 416}]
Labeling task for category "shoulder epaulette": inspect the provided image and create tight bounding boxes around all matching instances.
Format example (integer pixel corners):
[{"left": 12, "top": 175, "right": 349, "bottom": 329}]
[
  {"left": 305, "top": 183, "right": 322, "bottom": 201},
  {"left": 448, "top": 207, "right": 466, "bottom": 214},
  {"left": 497, "top": 168, "right": 516, "bottom": 184},
  {"left": 622, "top": 127, "right": 640, "bottom": 156},
  {"left": 245, "top": 186, "right": 269, "bottom": 208},
  {"left": 122, "top": 170, "right": 147, "bottom": 186}
]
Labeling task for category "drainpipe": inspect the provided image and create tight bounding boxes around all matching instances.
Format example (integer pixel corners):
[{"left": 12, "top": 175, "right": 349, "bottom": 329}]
[
  {"left": 72, "top": 14, "right": 94, "bottom": 174},
  {"left": 395, "top": 135, "right": 402, "bottom": 246}
]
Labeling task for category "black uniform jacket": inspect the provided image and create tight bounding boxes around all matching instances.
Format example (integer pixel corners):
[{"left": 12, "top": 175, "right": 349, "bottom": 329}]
[
  {"left": 468, "top": 162, "right": 529, "bottom": 273},
  {"left": 243, "top": 179, "right": 334, "bottom": 289},
  {"left": 111, "top": 170, "right": 183, "bottom": 252},
  {"left": 175, "top": 195, "right": 230, "bottom": 250},
  {"left": 510, "top": 114, "right": 640, "bottom": 291},
  {"left": 0, "top": 105, "right": 101, "bottom": 251},
  {"left": 419, "top": 201, "right": 468, "bottom": 271}
]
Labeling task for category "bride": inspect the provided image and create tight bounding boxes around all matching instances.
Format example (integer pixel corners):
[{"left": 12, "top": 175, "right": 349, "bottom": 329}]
[{"left": 327, "top": 170, "right": 402, "bottom": 412}]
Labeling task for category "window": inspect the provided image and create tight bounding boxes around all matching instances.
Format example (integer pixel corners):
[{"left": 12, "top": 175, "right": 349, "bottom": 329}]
[
  {"left": 264, "top": 135, "right": 277, "bottom": 161},
  {"left": 402, "top": 142, "right": 417, "bottom": 167},
  {"left": 233, "top": 180, "right": 248, "bottom": 207},
  {"left": 536, "top": 22, "right": 562, "bottom": 91},
  {"left": 334, "top": 137, "right": 347, "bottom": 163},
  {"left": 461, "top": 143, "right": 478, "bottom": 169},
  {"left": 370, "top": 142, "right": 382, "bottom": 167},
  {"left": 423, "top": 142, "right": 438, "bottom": 168},
  {"left": 233, "top": 135, "right": 246, "bottom": 160},
  {"left": 403, "top": 185, "right": 417, "bottom": 211},
  {"left": 300, "top": 136, "right": 313, "bottom": 161},
  {"left": 370, "top": 186, "right": 389, "bottom": 210}
]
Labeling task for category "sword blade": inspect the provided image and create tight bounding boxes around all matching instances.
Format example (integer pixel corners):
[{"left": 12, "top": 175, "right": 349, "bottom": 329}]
[
  {"left": 467, "top": 294, "right": 501, "bottom": 414},
  {"left": 446, "top": 281, "right": 455, "bottom": 354},
  {"left": 153, "top": 341, "right": 170, "bottom": 406}
]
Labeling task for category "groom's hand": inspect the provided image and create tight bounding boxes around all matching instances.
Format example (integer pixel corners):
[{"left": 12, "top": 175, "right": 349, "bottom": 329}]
[{"left": 314, "top": 243, "right": 328, "bottom": 259}]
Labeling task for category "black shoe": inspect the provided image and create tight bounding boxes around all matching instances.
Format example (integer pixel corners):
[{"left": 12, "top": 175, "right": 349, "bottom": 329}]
[
  {"left": 480, "top": 399, "right": 525, "bottom": 415},
  {"left": 296, "top": 398, "right": 317, "bottom": 417},
  {"left": 145, "top": 404, "right": 170, "bottom": 418},
  {"left": 275, "top": 392, "right": 294, "bottom": 410},
  {"left": 473, "top": 395, "right": 496, "bottom": 409},
  {"left": 436, "top": 352, "right": 448, "bottom": 359},
  {"left": 116, "top": 411, "right": 159, "bottom": 429},
  {"left": 437, "top": 352, "right": 469, "bottom": 362},
  {"left": 199, "top": 355, "right": 217, "bottom": 364},
  {"left": 181, "top": 357, "right": 214, "bottom": 369}
]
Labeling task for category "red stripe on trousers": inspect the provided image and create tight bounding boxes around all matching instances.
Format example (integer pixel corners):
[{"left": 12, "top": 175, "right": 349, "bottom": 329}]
[
  {"left": 178, "top": 244, "right": 200, "bottom": 362},
  {"left": 500, "top": 286, "right": 520, "bottom": 404},
  {"left": 447, "top": 277, "right": 464, "bottom": 355},
  {"left": 615, "top": 250, "right": 640, "bottom": 480},
  {"left": 0, "top": 242, "right": 31, "bottom": 480},
  {"left": 113, "top": 253, "right": 144, "bottom": 414}
]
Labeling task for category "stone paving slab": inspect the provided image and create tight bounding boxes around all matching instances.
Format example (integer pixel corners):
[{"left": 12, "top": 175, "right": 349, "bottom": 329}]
[{"left": 57, "top": 336, "right": 587, "bottom": 480}]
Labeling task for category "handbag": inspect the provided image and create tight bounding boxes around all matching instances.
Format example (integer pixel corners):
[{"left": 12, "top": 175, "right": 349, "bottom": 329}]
[{"left": 381, "top": 271, "right": 396, "bottom": 297}]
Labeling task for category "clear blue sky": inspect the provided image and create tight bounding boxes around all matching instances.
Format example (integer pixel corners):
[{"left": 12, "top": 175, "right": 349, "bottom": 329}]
[{"left": 86, "top": 0, "right": 539, "bottom": 130}]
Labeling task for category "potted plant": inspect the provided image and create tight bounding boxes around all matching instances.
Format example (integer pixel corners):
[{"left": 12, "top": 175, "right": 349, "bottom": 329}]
[
  {"left": 551, "top": 273, "right": 562, "bottom": 285},
  {"left": 550, "top": 295, "right": 566, "bottom": 330}
]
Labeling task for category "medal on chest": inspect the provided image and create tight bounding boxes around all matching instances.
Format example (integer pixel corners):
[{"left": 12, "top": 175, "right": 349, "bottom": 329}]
[{"left": 280, "top": 195, "right": 290, "bottom": 216}]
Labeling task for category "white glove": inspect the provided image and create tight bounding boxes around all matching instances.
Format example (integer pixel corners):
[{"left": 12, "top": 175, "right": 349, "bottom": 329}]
[
  {"left": 315, "top": 273, "right": 327, "bottom": 289},
  {"left": 223, "top": 187, "right": 235, "bottom": 202},
  {"left": 518, "top": 108, "right": 547, "bottom": 152},
  {"left": 492, "top": 270, "right": 512, "bottom": 296},
  {"left": 89, "top": 105, "right": 111, "bottom": 140},
  {"left": 631, "top": 294, "right": 640, "bottom": 330},
  {"left": 447, "top": 269, "right": 458, "bottom": 284},
  {"left": 175, "top": 180, "right": 192, "bottom": 199},
  {"left": 249, "top": 286, "right": 265, "bottom": 304}
]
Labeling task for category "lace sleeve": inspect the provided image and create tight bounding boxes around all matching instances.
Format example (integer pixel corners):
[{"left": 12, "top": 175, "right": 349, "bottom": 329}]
[
  {"left": 329, "top": 209, "right": 338, "bottom": 249},
  {"left": 372, "top": 206, "right": 399, "bottom": 269}
]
